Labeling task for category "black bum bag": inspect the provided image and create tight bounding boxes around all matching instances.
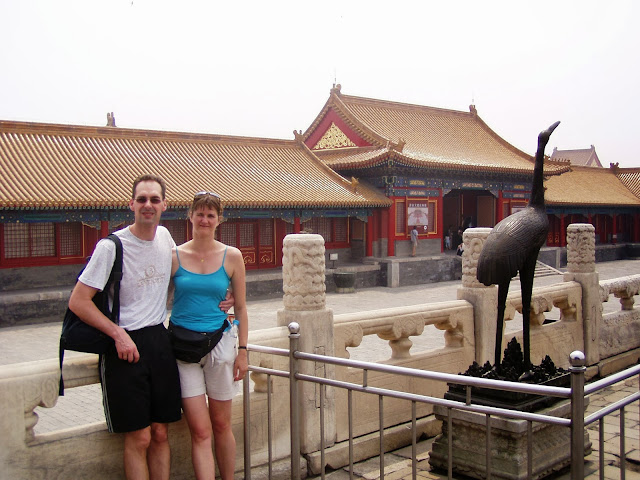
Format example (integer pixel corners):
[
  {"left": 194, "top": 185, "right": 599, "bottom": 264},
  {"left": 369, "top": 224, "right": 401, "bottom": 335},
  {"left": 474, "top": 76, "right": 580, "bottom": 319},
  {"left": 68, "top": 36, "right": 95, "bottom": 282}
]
[{"left": 168, "top": 320, "right": 228, "bottom": 363}]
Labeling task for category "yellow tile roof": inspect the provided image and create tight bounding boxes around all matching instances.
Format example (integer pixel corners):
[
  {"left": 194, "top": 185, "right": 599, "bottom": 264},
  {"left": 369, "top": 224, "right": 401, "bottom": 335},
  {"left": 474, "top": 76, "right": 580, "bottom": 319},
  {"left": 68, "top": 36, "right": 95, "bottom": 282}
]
[
  {"left": 615, "top": 168, "right": 640, "bottom": 199},
  {"left": 304, "top": 87, "right": 570, "bottom": 175},
  {"left": 0, "top": 121, "right": 391, "bottom": 210},
  {"left": 544, "top": 165, "right": 640, "bottom": 206}
]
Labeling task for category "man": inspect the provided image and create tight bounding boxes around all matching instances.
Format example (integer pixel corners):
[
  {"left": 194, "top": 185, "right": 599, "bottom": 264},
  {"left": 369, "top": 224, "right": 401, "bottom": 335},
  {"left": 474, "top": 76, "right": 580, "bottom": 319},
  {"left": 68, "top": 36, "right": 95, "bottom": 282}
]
[
  {"left": 68, "top": 174, "right": 181, "bottom": 480},
  {"left": 410, "top": 225, "right": 419, "bottom": 257}
]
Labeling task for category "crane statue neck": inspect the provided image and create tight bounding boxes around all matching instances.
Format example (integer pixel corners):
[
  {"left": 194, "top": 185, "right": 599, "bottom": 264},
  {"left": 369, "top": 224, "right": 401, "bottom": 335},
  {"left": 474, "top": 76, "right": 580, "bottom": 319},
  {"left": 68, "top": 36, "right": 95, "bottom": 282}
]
[
  {"left": 529, "top": 143, "right": 547, "bottom": 208},
  {"left": 529, "top": 121, "right": 560, "bottom": 208}
]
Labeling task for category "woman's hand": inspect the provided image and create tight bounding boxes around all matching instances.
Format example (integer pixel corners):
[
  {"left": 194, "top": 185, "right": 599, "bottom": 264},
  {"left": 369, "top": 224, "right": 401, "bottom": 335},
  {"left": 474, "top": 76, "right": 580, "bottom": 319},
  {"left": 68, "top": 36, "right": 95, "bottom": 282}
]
[{"left": 233, "top": 349, "right": 248, "bottom": 381}]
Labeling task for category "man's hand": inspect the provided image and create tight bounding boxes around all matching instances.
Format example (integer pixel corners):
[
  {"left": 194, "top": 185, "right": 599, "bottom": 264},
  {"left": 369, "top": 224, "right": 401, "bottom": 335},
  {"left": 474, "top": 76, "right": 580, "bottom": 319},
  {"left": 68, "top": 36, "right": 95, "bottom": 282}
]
[
  {"left": 113, "top": 327, "right": 140, "bottom": 363},
  {"left": 219, "top": 289, "right": 235, "bottom": 313}
]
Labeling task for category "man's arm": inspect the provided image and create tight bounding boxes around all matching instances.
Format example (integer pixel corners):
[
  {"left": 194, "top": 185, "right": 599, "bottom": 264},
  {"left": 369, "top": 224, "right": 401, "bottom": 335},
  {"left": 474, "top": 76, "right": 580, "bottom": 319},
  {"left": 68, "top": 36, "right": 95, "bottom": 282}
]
[{"left": 68, "top": 282, "right": 140, "bottom": 363}]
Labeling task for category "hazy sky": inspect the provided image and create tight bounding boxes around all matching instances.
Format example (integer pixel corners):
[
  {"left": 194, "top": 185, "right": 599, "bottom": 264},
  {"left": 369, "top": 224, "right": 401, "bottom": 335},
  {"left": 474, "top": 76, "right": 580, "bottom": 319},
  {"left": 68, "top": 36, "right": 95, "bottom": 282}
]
[{"left": 1, "top": 1, "right": 638, "bottom": 167}]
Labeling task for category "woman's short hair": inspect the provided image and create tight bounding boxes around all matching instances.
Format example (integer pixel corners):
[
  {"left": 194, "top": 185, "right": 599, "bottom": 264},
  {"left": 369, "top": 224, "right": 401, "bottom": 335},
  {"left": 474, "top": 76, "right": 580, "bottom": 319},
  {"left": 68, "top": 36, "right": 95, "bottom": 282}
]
[{"left": 189, "top": 191, "right": 223, "bottom": 217}]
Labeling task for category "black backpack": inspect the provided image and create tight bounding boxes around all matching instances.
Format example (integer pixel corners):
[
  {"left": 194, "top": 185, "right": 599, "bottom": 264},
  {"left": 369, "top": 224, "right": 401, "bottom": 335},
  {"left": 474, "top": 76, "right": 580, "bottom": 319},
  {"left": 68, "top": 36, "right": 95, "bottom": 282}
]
[{"left": 59, "top": 234, "right": 123, "bottom": 395}]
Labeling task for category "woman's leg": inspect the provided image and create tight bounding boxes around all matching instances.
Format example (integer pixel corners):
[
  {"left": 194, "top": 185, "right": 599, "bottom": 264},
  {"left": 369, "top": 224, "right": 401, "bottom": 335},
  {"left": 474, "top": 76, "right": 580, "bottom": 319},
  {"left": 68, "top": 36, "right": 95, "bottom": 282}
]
[
  {"left": 183, "top": 395, "right": 215, "bottom": 480},
  {"left": 209, "top": 398, "right": 236, "bottom": 480}
]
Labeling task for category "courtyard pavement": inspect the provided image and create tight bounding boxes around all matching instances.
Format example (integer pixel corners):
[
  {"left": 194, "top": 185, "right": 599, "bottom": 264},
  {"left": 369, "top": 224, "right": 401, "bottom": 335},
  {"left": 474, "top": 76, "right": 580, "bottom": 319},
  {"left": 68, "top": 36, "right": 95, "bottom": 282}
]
[{"left": 2, "top": 257, "right": 639, "bottom": 478}]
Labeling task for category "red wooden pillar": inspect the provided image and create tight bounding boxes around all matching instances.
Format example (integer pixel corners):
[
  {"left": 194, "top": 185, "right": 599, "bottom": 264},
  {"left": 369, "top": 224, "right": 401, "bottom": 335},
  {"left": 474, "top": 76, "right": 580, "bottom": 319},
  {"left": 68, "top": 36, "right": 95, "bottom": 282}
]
[
  {"left": 496, "top": 190, "right": 504, "bottom": 224},
  {"left": 560, "top": 214, "right": 566, "bottom": 247},
  {"left": 437, "top": 192, "right": 444, "bottom": 252},
  {"left": 100, "top": 220, "right": 109, "bottom": 238},
  {"left": 294, "top": 217, "right": 301, "bottom": 234},
  {"left": 600, "top": 215, "right": 607, "bottom": 244},
  {"left": 387, "top": 205, "right": 395, "bottom": 257},
  {"left": 366, "top": 214, "right": 373, "bottom": 257},
  {"left": 612, "top": 214, "right": 618, "bottom": 244}
]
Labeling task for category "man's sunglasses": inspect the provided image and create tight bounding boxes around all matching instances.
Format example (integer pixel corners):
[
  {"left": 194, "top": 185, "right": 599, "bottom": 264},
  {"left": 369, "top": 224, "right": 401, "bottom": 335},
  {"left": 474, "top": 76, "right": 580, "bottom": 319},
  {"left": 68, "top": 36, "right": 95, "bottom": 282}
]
[{"left": 134, "top": 196, "right": 163, "bottom": 204}]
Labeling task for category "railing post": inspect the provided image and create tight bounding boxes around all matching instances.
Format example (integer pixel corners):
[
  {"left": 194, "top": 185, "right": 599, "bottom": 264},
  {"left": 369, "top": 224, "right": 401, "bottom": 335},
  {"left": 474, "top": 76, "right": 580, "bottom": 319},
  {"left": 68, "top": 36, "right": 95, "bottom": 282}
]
[
  {"left": 243, "top": 352, "right": 252, "bottom": 480},
  {"left": 278, "top": 233, "right": 336, "bottom": 457},
  {"left": 456, "top": 227, "right": 499, "bottom": 365},
  {"left": 289, "top": 322, "right": 301, "bottom": 479},
  {"left": 570, "top": 350, "right": 586, "bottom": 480},
  {"left": 564, "top": 223, "right": 601, "bottom": 365}
]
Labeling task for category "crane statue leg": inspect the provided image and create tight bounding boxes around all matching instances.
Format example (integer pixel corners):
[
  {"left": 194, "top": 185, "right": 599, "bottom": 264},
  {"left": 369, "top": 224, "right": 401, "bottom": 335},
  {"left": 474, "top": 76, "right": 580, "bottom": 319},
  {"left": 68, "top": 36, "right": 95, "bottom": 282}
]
[
  {"left": 494, "top": 280, "right": 510, "bottom": 368},
  {"left": 519, "top": 254, "right": 538, "bottom": 380}
]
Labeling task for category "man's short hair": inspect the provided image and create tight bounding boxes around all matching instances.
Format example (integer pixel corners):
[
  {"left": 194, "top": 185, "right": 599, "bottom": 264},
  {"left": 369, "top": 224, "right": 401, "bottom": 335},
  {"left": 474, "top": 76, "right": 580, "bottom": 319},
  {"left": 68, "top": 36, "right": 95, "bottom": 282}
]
[{"left": 132, "top": 174, "right": 167, "bottom": 199}]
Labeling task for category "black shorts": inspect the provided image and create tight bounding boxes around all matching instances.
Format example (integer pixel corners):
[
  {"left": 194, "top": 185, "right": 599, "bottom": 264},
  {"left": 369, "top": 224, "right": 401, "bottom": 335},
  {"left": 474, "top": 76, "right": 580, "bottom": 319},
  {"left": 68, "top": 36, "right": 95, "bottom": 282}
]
[{"left": 100, "top": 323, "right": 182, "bottom": 433}]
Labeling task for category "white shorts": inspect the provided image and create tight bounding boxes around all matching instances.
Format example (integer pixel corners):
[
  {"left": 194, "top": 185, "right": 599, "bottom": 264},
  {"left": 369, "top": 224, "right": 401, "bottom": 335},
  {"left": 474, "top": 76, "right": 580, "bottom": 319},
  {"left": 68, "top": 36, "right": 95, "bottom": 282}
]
[{"left": 177, "top": 326, "right": 240, "bottom": 401}]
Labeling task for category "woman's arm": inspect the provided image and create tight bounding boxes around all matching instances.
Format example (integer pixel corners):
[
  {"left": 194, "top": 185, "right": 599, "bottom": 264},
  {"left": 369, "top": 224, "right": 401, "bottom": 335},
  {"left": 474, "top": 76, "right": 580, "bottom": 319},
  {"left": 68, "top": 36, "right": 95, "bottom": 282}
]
[{"left": 228, "top": 247, "right": 248, "bottom": 381}]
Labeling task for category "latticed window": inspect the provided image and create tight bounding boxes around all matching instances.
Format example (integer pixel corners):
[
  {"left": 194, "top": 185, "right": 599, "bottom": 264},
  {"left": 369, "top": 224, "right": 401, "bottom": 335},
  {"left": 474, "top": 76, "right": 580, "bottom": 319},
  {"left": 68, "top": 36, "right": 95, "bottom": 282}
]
[
  {"left": 4, "top": 222, "right": 55, "bottom": 258},
  {"left": 284, "top": 222, "right": 294, "bottom": 235},
  {"left": 219, "top": 222, "right": 237, "bottom": 247},
  {"left": 4, "top": 223, "right": 29, "bottom": 258},
  {"left": 395, "top": 200, "right": 406, "bottom": 234},
  {"left": 259, "top": 219, "right": 273, "bottom": 246},
  {"left": 59, "top": 222, "right": 83, "bottom": 257},
  {"left": 303, "top": 217, "right": 331, "bottom": 242},
  {"left": 162, "top": 220, "right": 187, "bottom": 245},
  {"left": 427, "top": 208, "right": 436, "bottom": 234},
  {"left": 334, "top": 218, "right": 347, "bottom": 243},
  {"left": 240, "top": 223, "right": 254, "bottom": 248}
]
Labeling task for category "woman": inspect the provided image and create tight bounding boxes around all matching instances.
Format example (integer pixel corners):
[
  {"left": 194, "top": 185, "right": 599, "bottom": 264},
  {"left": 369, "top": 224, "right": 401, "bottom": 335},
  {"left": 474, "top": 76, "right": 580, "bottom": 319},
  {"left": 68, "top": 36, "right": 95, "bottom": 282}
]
[{"left": 170, "top": 191, "right": 249, "bottom": 480}]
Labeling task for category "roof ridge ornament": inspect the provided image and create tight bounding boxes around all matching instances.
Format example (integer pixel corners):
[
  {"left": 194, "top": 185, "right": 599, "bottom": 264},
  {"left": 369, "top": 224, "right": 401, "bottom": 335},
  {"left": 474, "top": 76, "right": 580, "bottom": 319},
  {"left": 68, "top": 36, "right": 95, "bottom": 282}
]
[
  {"left": 106, "top": 112, "right": 116, "bottom": 127},
  {"left": 331, "top": 83, "right": 342, "bottom": 95},
  {"left": 469, "top": 104, "right": 477, "bottom": 117},
  {"left": 351, "top": 177, "right": 359, "bottom": 193}
]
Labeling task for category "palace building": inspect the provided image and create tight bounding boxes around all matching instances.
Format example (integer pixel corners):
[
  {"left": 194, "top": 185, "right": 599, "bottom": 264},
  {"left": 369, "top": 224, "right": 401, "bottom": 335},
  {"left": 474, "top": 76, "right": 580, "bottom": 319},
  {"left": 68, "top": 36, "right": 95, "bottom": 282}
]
[{"left": 1, "top": 85, "right": 640, "bottom": 288}]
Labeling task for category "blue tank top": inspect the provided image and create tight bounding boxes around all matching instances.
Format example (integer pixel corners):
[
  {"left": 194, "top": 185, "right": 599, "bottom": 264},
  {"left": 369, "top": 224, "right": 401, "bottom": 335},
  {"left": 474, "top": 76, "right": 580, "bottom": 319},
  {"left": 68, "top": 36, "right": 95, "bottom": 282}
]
[{"left": 170, "top": 247, "right": 230, "bottom": 332}]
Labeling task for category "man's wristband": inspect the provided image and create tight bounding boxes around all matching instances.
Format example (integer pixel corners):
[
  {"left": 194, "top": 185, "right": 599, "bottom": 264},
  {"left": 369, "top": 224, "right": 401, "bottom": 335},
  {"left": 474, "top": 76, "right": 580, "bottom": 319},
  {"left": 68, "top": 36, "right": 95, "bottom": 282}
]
[{"left": 238, "top": 345, "right": 247, "bottom": 350}]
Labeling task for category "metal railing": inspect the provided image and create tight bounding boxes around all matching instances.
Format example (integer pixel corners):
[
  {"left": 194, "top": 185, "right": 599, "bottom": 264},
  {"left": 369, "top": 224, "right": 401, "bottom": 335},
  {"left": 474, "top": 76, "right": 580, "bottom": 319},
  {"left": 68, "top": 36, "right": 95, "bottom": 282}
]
[{"left": 243, "top": 323, "right": 640, "bottom": 480}]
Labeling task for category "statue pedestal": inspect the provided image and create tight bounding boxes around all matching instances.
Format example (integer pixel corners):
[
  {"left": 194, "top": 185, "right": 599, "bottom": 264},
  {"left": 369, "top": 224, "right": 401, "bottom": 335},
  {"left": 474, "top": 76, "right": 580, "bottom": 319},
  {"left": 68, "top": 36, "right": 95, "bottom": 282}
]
[{"left": 429, "top": 400, "right": 591, "bottom": 479}]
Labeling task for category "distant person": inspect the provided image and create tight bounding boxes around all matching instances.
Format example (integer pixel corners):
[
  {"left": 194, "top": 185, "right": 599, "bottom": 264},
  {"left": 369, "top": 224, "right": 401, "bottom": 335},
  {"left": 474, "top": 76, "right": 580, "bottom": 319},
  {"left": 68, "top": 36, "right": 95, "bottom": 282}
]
[
  {"left": 170, "top": 191, "right": 249, "bottom": 480},
  {"left": 445, "top": 225, "right": 453, "bottom": 250},
  {"left": 410, "top": 225, "right": 419, "bottom": 257},
  {"left": 455, "top": 227, "right": 464, "bottom": 256}
]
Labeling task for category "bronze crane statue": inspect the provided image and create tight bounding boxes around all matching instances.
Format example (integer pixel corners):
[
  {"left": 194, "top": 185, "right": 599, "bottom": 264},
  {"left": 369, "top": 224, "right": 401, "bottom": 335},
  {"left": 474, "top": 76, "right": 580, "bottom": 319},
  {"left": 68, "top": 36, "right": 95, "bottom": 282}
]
[{"left": 476, "top": 121, "right": 560, "bottom": 379}]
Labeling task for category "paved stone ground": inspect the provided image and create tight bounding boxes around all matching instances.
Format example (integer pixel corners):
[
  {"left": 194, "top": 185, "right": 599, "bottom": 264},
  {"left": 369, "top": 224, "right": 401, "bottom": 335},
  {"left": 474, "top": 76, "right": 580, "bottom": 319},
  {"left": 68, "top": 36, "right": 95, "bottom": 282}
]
[{"left": 2, "top": 258, "right": 639, "bottom": 477}]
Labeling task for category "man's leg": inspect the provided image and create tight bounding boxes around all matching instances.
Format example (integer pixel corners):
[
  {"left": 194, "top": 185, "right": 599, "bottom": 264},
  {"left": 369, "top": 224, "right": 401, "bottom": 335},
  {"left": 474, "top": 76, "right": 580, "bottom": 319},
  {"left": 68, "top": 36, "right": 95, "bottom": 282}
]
[
  {"left": 210, "top": 399, "right": 236, "bottom": 480},
  {"left": 124, "top": 427, "right": 151, "bottom": 480},
  {"left": 148, "top": 422, "right": 171, "bottom": 480}
]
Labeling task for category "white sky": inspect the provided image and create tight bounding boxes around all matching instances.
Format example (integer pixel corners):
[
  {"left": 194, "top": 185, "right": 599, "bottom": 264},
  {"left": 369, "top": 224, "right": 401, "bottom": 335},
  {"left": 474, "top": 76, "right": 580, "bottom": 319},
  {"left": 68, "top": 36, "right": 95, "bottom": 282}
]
[{"left": 1, "top": 0, "right": 638, "bottom": 167}]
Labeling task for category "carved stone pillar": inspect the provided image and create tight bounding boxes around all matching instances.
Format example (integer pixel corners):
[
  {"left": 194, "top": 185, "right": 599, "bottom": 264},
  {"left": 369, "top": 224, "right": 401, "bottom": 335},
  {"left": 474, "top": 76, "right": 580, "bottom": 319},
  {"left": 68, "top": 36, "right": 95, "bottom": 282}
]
[
  {"left": 277, "top": 234, "right": 336, "bottom": 454},
  {"left": 457, "top": 228, "right": 498, "bottom": 365},
  {"left": 564, "top": 223, "right": 601, "bottom": 365}
]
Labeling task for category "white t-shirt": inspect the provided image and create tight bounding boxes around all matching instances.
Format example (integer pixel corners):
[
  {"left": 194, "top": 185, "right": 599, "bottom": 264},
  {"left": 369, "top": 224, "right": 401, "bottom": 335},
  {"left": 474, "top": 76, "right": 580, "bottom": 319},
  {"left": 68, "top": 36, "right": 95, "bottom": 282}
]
[{"left": 79, "top": 226, "right": 176, "bottom": 331}]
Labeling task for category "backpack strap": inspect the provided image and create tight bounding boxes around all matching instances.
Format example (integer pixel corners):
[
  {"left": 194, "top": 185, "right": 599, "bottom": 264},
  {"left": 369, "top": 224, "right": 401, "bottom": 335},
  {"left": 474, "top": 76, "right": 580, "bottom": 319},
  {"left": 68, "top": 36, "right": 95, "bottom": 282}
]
[{"left": 106, "top": 234, "right": 123, "bottom": 325}]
